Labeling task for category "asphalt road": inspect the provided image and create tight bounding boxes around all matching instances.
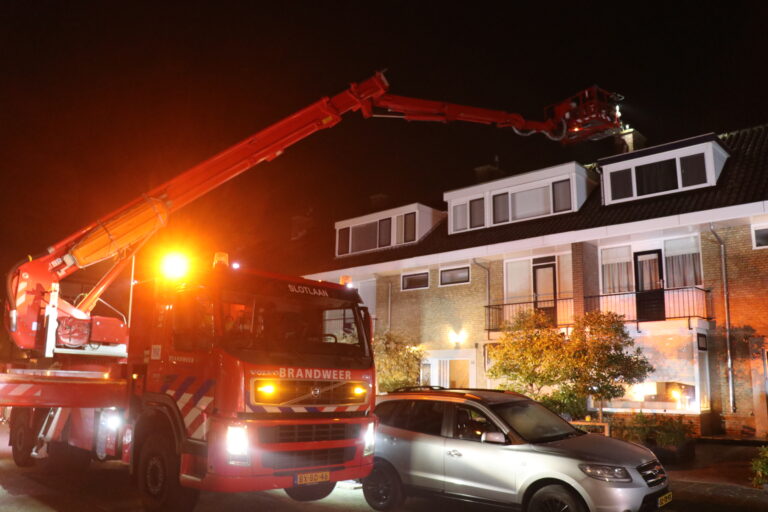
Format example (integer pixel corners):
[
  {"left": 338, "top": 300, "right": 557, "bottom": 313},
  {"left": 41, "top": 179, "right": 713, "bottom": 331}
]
[{"left": 0, "top": 423, "right": 746, "bottom": 512}]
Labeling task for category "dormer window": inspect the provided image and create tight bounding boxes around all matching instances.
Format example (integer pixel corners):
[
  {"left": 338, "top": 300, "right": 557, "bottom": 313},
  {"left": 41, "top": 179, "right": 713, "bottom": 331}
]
[
  {"left": 600, "top": 133, "right": 729, "bottom": 205},
  {"left": 445, "top": 162, "right": 592, "bottom": 235},
  {"left": 335, "top": 204, "right": 445, "bottom": 257}
]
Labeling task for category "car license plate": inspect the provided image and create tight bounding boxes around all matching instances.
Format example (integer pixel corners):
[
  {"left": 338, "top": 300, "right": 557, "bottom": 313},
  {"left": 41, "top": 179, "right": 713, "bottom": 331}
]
[
  {"left": 296, "top": 471, "right": 330, "bottom": 486},
  {"left": 657, "top": 491, "right": 673, "bottom": 507}
]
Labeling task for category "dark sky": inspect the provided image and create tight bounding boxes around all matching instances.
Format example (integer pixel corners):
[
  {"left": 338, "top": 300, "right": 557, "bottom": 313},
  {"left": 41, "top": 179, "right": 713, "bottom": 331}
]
[{"left": 2, "top": 1, "right": 767, "bottom": 280}]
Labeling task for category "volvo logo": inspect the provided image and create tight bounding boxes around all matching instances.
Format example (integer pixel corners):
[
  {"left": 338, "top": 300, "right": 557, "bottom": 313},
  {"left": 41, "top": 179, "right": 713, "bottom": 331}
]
[{"left": 311, "top": 387, "right": 321, "bottom": 398}]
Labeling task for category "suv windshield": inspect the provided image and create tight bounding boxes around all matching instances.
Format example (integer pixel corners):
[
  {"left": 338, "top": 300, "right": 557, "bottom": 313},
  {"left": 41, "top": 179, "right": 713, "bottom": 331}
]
[
  {"left": 491, "top": 400, "right": 584, "bottom": 444},
  {"left": 219, "top": 289, "right": 368, "bottom": 359}
]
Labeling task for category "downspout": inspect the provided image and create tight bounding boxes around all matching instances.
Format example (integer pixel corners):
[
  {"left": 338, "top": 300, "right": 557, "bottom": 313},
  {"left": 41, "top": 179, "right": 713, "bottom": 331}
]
[
  {"left": 709, "top": 223, "right": 736, "bottom": 413},
  {"left": 387, "top": 281, "right": 392, "bottom": 331},
  {"left": 473, "top": 259, "right": 491, "bottom": 341}
]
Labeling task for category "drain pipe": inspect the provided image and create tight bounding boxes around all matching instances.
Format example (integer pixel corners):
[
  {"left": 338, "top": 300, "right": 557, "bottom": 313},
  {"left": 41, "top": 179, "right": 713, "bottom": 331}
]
[
  {"left": 387, "top": 282, "right": 392, "bottom": 331},
  {"left": 473, "top": 259, "right": 491, "bottom": 341},
  {"left": 709, "top": 223, "right": 736, "bottom": 413}
]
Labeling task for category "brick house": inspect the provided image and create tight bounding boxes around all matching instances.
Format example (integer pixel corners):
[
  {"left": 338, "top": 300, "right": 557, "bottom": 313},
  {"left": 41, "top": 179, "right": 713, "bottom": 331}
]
[{"left": 304, "top": 126, "right": 768, "bottom": 438}]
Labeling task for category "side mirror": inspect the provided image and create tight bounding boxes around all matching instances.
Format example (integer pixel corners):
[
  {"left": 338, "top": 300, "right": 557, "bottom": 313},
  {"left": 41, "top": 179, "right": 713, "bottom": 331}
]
[{"left": 481, "top": 432, "right": 507, "bottom": 444}]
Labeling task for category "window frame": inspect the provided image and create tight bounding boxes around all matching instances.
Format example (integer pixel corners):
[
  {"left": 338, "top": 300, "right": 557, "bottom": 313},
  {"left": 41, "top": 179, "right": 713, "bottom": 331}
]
[
  {"left": 439, "top": 265, "right": 471, "bottom": 287},
  {"left": 336, "top": 211, "right": 419, "bottom": 257},
  {"left": 752, "top": 223, "right": 768, "bottom": 250},
  {"left": 401, "top": 270, "right": 430, "bottom": 291}
]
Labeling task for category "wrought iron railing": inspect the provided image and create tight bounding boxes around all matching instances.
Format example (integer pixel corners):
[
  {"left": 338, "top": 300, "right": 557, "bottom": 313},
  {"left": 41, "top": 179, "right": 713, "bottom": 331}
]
[
  {"left": 583, "top": 286, "right": 711, "bottom": 324},
  {"left": 485, "top": 297, "right": 574, "bottom": 331}
]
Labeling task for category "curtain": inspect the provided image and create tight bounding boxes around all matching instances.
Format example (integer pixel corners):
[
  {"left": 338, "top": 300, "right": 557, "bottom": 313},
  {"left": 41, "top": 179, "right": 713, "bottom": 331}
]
[
  {"left": 664, "top": 237, "right": 702, "bottom": 288},
  {"left": 637, "top": 254, "right": 660, "bottom": 290},
  {"left": 601, "top": 246, "right": 633, "bottom": 294}
]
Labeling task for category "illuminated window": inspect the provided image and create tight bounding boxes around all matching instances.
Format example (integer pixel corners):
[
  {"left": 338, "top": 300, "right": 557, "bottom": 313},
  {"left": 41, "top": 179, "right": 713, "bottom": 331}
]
[
  {"left": 402, "top": 272, "right": 429, "bottom": 290},
  {"left": 440, "top": 266, "right": 470, "bottom": 286}
]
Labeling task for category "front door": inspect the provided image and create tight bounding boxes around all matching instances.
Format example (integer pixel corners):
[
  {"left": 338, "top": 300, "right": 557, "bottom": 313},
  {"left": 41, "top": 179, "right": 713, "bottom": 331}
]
[
  {"left": 634, "top": 250, "right": 665, "bottom": 321},
  {"left": 533, "top": 263, "right": 557, "bottom": 325}
]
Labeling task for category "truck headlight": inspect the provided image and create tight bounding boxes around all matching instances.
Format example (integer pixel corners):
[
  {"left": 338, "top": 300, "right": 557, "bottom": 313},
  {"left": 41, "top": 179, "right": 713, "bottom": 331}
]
[
  {"left": 363, "top": 422, "right": 375, "bottom": 457},
  {"left": 579, "top": 464, "right": 632, "bottom": 482},
  {"left": 226, "top": 425, "right": 250, "bottom": 465}
]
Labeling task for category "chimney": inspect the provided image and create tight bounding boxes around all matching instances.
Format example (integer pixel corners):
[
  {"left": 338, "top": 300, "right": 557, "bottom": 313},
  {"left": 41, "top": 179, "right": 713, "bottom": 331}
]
[
  {"left": 369, "top": 193, "right": 390, "bottom": 210},
  {"left": 614, "top": 128, "right": 647, "bottom": 154},
  {"left": 473, "top": 156, "right": 504, "bottom": 183}
]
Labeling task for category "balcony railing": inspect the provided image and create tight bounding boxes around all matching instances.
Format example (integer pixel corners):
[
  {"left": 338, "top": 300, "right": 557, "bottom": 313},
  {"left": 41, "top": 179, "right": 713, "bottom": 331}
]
[
  {"left": 485, "top": 287, "right": 711, "bottom": 331},
  {"left": 584, "top": 286, "right": 711, "bottom": 325},
  {"left": 485, "top": 297, "right": 574, "bottom": 331}
]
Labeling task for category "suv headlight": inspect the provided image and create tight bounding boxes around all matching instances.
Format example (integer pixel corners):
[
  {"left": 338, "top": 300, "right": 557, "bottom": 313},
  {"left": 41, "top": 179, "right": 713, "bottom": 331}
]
[
  {"left": 579, "top": 464, "right": 632, "bottom": 482},
  {"left": 363, "top": 422, "right": 375, "bottom": 456}
]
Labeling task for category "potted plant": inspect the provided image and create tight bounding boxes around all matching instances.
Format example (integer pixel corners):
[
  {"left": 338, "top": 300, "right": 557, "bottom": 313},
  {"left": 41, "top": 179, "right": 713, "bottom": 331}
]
[{"left": 751, "top": 446, "right": 768, "bottom": 489}]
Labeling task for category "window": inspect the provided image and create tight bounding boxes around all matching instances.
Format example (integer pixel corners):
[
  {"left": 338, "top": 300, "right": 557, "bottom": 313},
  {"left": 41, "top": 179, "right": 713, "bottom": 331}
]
[
  {"left": 173, "top": 291, "right": 214, "bottom": 352},
  {"left": 404, "top": 212, "right": 416, "bottom": 242},
  {"left": 664, "top": 237, "right": 702, "bottom": 288},
  {"left": 754, "top": 226, "right": 768, "bottom": 249},
  {"left": 378, "top": 218, "right": 391, "bottom": 247},
  {"left": 337, "top": 227, "right": 350, "bottom": 255},
  {"left": 351, "top": 222, "right": 378, "bottom": 253},
  {"left": 440, "top": 266, "right": 470, "bottom": 286},
  {"left": 374, "top": 401, "right": 400, "bottom": 426},
  {"left": 322, "top": 308, "right": 359, "bottom": 344},
  {"left": 453, "top": 203, "right": 468, "bottom": 231},
  {"left": 492, "top": 193, "right": 509, "bottom": 224},
  {"left": 681, "top": 153, "right": 707, "bottom": 187},
  {"left": 610, "top": 169, "right": 633, "bottom": 200},
  {"left": 552, "top": 179, "right": 572, "bottom": 212},
  {"left": 409, "top": 401, "right": 445, "bottom": 436},
  {"left": 636, "top": 159, "right": 678, "bottom": 196},
  {"left": 512, "top": 186, "right": 550, "bottom": 220},
  {"left": 601, "top": 246, "right": 633, "bottom": 294},
  {"left": 396, "top": 215, "right": 405, "bottom": 244},
  {"left": 402, "top": 272, "right": 429, "bottom": 290},
  {"left": 557, "top": 254, "right": 573, "bottom": 298},
  {"left": 505, "top": 259, "right": 532, "bottom": 302},
  {"left": 453, "top": 405, "right": 501, "bottom": 442},
  {"left": 469, "top": 198, "right": 485, "bottom": 228}
]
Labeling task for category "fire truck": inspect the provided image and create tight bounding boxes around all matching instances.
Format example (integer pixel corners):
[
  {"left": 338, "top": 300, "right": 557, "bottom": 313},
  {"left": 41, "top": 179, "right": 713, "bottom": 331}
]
[{"left": 1, "top": 72, "right": 622, "bottom": 510}]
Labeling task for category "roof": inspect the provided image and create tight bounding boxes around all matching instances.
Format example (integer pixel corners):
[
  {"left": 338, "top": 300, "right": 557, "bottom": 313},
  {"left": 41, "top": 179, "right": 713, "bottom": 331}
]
[
  {"left": 302, "top": 124, "right": 768, "bottom": 275},
  {"left": 381, "top": 388, "right": 530, "bottom": 404}
]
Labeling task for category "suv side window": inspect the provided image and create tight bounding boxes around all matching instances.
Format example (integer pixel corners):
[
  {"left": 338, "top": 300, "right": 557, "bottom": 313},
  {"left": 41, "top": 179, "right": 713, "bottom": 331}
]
[
  {"left": 452, "top": 404, "right": 502, "bottom": 442},
  {"left": 408, "top": 400, "right": 445, "bottom": 436},
  {"left": 374, "top": 401, "right": 400, "bottom": 426}
]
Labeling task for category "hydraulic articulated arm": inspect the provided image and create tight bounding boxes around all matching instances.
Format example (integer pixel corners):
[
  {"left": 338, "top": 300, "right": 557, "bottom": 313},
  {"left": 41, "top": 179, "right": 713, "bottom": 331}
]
[{"left": 5, "top": 72, "right": 622, "bottom": 355}]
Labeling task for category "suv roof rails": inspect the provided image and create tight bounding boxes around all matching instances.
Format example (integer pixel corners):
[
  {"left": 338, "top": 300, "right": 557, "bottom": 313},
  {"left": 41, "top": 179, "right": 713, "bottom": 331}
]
[{"left": 391, "top": 386, "right": 447, "bottom": 392}]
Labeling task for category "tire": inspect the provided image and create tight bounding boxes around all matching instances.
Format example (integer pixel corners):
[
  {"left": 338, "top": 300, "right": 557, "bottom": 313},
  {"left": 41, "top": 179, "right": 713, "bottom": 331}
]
[
  {"left": 137, "top": 433, "right": 199, "bottom": 512},
  {"left": 362, "top": 460, "right": 405, "bottom": 511},
  {"left": 10, "top": 409, "right": 35, "bottom": 467},
  {"left": 284, "top": 481, "right": 336, "bottom": 501},
  {"left": 528, "top": 484, "right": 586, "bottom": 512}
]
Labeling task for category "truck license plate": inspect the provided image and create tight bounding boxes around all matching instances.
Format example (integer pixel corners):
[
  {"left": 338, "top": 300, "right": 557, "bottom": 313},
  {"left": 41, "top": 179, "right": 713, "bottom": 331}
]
[
  {"left": 657, "top": 491, "right": 673, "bottom": 507},
  {"left": 296, "top": 471, "right": 330, "bottom": 486}
]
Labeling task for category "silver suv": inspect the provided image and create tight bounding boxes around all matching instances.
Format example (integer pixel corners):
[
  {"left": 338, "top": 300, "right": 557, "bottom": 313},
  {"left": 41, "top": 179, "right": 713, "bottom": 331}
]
[{"left": 362, "top": 388, "right": 671, "bottom": 512}]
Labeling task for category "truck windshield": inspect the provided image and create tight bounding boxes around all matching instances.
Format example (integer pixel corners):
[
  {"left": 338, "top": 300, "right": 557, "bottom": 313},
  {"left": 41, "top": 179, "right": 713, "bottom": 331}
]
[
  {"left": 219, "top": 289, "right": 367, "bottom": 358},
  {"left": 491, "top": 400, "right": 584, "bottom": 444}
]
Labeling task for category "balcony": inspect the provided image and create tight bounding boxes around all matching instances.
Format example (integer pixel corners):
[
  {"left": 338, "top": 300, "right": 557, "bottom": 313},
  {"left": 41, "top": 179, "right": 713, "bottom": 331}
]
[
  {"left": 485, "top": 287, "right": 711, "bottom": 331},
  {"left": 584, "top": 286, "right": 711, "bottom": 327},
  {"left": 485, "top": 297, "right": 574, "bottom": 331}
]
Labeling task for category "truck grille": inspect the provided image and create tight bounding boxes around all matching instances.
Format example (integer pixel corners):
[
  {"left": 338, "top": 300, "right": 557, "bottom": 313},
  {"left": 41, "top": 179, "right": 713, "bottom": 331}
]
[
  {"left": 259, "top": 423, "right": 360, "bottom": 444},
  {"left": 637, "top": 460, "right": 667, "bottom": 487},
  {"left": 251, "top": 379, "right": 367, "bottom": 406},
  {"left": 262, "top": 447, "right": 355, "bottom": 470}
]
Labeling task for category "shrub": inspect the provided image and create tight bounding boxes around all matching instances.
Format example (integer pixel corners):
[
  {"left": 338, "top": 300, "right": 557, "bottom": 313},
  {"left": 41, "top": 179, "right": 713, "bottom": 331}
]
[
  {"left": 752, "top": 446, "right": 768, "bottom": 488},
  {"left": 539, "top": 388, "right": 588, "bottom": 420}
]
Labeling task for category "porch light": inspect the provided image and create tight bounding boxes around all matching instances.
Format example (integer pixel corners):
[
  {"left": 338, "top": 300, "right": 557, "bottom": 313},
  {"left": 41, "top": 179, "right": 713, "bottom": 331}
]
[{"left": 449, "top": 329, "right": 467, "bottom": 349}]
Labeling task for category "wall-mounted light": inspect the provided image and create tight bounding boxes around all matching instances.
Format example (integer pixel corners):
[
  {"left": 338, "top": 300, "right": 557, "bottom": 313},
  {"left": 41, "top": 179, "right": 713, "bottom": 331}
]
[{"left": 449, "top": 329, "right": 468, "bottom": 349}]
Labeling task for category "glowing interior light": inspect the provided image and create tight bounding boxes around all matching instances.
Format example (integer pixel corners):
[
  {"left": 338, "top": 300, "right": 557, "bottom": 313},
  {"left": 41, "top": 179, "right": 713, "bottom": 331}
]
[{"left": 160, "top": 253, "right": 189, "bottom": 280}]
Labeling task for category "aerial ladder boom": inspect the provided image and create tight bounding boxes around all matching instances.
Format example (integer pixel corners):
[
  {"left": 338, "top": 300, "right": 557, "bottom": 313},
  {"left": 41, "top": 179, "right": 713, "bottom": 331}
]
[{"left": 5, "top": 72, "right": 622, "bottom": 356}]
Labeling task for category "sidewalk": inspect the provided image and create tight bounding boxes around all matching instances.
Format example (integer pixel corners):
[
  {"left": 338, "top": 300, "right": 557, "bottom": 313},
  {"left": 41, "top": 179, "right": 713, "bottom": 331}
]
[{"left": 665, "top": 440, "right": 768, "bottom": 511}]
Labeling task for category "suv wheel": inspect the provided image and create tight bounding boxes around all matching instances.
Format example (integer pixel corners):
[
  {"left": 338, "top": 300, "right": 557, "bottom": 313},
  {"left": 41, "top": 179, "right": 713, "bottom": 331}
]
[
  {"left": 362, "top": 460, "right": 405, "bottom": 511},
  {"left": 528, "top": 484, "right": 586, "bottom": 512}
]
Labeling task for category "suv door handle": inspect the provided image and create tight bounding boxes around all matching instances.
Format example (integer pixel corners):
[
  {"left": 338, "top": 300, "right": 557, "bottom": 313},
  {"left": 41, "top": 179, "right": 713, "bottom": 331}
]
[{"left": 447, "top": 449, "right": 462, "bottom": 457}]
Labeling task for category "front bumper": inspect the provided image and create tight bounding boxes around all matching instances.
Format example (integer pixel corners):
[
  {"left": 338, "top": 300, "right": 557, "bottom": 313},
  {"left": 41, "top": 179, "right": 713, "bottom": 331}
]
[{"left": 581, "top": 478, "right": 671, "bottom": 512}]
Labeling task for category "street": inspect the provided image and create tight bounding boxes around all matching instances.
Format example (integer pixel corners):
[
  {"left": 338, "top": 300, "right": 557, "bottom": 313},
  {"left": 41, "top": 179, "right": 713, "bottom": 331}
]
[{"left": 0, "top": 424, "right": 753, "bottom": 512}]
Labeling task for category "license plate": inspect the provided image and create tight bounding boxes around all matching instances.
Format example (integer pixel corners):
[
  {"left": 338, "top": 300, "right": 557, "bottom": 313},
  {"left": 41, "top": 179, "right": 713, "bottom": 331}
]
[
  {"left": 657, "top": 491, "right": 673, "bottom": 507},
  {"left": 296, "top": 471, "right": 330, "bottom": 486}
]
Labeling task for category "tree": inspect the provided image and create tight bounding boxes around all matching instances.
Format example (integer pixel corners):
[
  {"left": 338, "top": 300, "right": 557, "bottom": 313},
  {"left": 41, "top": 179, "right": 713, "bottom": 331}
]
[
  {"left": 373, "top": 331, "right": 424, "bottom": 392},
  {"left": 567, "top": 311, "right": 654, "bottom": 421},
  {"left": 487, "top": 309, "right": 570, "bottom": 398}
]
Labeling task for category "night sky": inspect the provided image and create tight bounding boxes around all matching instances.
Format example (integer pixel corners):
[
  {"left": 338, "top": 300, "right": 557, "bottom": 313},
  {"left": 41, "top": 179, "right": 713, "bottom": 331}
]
[{"left": 2, "top": 2, "right": 767, "bottom": 283}]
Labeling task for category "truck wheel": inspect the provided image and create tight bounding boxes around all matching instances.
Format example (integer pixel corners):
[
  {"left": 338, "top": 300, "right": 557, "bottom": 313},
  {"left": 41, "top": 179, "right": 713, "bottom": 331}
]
[
  {"left": 528, "top": 484, "right": 586, "bottom": 512},
  {"left": 10, "top": 409, "right": 35, "bottom": 467},
  {"left": 284, "top": 482, "right": 336, "bottom": 501},
  {"left": 362, "top": 460, "right": 405, "bottom": 511},
  {"left": 137, "top": 433, "right": 199, "bottom": 512}
]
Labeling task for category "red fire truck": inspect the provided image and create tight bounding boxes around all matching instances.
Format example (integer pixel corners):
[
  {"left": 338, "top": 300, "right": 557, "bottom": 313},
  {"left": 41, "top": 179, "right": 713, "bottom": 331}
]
[{"left": 1, "top": 72, "right": 622, "bottom": 510}]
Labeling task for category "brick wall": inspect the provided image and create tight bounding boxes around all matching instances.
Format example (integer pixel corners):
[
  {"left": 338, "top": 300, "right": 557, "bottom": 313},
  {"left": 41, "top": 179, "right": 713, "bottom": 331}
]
[
  {"left": 701, "top": 225, "right": 768, "bottom": 435},
  {"left": 572, "top": 242, "right": 599, "bottom": 316}
]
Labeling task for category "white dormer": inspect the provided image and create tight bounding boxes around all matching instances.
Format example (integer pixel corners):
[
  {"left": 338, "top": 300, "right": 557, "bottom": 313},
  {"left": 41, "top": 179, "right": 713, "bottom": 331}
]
[
  {"left": 443, "top": 162, "right": 593, "bottom": 235},
  {"left": 335, "top": 203, "right": 446, "bottom": 257},
  {"left": 599, "top": 133, "right": 729, "bottom": 205}
]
